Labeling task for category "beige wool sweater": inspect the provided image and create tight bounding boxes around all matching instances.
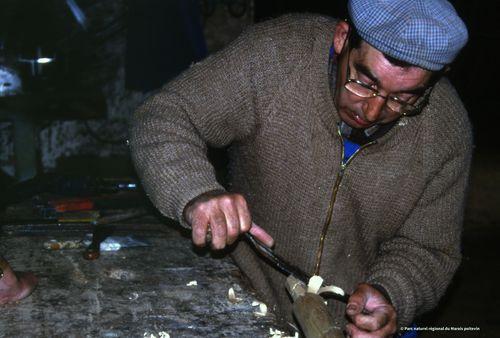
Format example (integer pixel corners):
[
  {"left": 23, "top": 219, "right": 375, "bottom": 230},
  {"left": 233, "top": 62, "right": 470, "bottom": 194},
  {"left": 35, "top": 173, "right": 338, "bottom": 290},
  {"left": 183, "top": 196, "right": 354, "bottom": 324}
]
[{"left": 130, "top": 14, "right": 472, "bottom": 328}]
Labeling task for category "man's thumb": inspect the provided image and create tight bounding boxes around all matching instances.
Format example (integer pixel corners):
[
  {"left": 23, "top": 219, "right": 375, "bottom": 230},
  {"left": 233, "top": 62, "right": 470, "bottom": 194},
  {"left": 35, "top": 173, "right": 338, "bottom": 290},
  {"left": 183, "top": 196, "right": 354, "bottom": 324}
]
[
  {"left": 347, "top": 287, "right": 368, "bottom": 316},
  {"left": 249, "top": 223, "right": 274, "bottom": 248}
]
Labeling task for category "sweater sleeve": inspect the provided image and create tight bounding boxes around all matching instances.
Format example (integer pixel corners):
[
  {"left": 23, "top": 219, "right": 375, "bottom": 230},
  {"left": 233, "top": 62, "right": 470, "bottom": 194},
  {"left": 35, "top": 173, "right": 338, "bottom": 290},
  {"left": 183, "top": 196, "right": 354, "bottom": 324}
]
[
  {"left": 129, "top": 14, "right": 323, "bottom": 227},
  {"left": 366, "top": 126, "right": 472, "bottom": 327},
  {"left": 129, "top": 26, "right": 262, "bottom": 226}
]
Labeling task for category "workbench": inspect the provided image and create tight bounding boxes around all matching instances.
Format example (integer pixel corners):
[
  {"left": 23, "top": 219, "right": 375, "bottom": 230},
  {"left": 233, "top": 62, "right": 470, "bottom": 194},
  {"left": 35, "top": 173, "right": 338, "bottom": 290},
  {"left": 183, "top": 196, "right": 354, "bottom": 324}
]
[{"left": 0, "top": 220, "right": 286, "bottom": 337}]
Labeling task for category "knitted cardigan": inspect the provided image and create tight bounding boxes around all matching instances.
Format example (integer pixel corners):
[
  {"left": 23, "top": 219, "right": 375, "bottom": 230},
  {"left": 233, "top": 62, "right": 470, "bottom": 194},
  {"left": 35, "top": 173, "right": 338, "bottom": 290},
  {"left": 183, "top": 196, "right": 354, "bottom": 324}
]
[{"left": 130, "top": 14, "right": 472, "bottom": 328}]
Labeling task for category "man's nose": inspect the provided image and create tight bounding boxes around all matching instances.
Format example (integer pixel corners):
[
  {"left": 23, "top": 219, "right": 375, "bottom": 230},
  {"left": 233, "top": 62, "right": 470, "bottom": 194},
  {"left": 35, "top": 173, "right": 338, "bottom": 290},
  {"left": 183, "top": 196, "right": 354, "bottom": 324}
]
[{"left": 362, "top": 96, "right": 385, "bottom": 122}]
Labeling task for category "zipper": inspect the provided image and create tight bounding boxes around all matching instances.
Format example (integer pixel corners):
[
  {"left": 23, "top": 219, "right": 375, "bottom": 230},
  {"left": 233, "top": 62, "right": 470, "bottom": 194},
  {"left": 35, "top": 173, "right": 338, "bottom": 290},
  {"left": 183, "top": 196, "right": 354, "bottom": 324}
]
[{"left": 313, "top": 127, "right": 376, "bottom": 276}]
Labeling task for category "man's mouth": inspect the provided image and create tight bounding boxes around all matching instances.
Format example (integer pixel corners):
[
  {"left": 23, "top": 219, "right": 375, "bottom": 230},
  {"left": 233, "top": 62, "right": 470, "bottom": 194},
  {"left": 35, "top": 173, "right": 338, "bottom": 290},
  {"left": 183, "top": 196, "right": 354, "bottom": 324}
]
[
  {"left": 352, "top": 112, "right": 372, "bottom": 127},
  {"left": 343, "top": 109, "right": 373, "bottom": 129}
]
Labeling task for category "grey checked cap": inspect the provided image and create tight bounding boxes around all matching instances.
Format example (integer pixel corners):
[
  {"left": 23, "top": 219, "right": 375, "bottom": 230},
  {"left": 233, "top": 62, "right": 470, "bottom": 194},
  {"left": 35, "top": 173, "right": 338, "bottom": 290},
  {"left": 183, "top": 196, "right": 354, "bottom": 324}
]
[{"left": 348, "top": 0, "right": 469, "bottom": 71}]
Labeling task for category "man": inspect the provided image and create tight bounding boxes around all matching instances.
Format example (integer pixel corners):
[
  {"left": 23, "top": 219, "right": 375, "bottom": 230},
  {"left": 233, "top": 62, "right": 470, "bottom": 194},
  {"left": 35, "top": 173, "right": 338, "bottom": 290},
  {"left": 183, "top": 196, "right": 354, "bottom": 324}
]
[
  {"left": 130, "top": 0, "right": 471, "bottom": 336},
  {"left": 0, "top": 256, "right": 37, "bottom": 305}
]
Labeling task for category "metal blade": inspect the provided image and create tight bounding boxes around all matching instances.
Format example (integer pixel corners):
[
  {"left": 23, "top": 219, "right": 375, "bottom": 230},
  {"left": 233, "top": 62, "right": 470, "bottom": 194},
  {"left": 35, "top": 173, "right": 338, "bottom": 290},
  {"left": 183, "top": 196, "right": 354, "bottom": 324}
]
[{"left": 244, "top": 232, "right": 311, "bottom": 284}]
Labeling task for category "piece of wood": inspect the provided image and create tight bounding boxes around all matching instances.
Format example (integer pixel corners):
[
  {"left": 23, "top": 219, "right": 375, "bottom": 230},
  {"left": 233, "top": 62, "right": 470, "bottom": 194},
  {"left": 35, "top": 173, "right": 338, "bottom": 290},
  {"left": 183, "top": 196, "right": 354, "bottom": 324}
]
[{"left": 293, "top": 293, "right": 345, "bottom": 338}]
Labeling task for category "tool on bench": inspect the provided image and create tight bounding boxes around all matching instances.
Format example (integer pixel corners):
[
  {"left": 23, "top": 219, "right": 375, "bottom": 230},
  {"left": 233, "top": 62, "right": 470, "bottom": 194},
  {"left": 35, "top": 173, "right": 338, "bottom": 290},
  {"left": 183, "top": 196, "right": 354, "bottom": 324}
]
[
  {"left": 83, "top": 207, "right": 148, "bottom": 260},
  {"left": 83, "top": 224, "right": 114, "bottom": 260},
  {"left": 57, "top": 210, "right": 100, "bottom": 223},
  {"left": 48, "top": 197, "right": 95, "bottom": 213}
]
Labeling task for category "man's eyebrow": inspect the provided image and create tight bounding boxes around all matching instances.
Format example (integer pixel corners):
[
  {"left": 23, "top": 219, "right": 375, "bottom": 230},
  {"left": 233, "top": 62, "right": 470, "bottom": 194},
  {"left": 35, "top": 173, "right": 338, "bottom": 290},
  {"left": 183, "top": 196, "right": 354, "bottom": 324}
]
[
  {"left": 354, "top": 62, "right": 378, "bottom": 84},
  {"left": 354, "top": 62, "right": 427, "bottom": 95}
]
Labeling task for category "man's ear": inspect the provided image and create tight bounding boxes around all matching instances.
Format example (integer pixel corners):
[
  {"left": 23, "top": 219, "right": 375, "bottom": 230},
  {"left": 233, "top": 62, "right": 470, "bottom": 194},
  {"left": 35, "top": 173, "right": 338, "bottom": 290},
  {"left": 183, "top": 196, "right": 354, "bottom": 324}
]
[{"left": 333, "top": 20, "right": 350, "bottom": 55}]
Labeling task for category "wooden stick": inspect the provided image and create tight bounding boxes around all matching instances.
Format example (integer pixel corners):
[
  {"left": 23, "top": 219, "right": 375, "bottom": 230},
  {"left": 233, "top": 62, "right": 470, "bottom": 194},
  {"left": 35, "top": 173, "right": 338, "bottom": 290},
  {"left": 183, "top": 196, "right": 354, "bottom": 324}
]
[{"left": 286, "top": 275, "right": 345, "bottom": 338}]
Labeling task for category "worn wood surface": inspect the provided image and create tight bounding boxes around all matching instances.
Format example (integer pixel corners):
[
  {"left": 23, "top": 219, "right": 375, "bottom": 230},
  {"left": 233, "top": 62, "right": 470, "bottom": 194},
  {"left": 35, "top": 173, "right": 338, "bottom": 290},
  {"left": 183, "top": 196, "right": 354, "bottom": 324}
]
[
  {"left": 0, "top": 225, "right": 285, "bottom": 337},
  {"left": 293, "top": 294, "right": 344, "bottom": 338}
]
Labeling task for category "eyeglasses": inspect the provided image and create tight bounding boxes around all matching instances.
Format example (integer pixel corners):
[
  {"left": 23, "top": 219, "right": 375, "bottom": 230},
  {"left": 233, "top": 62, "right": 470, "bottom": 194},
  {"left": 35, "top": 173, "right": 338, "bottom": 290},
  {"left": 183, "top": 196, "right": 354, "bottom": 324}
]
[{"left": 344, "top": 47, "right": 432, "bottom": 117}]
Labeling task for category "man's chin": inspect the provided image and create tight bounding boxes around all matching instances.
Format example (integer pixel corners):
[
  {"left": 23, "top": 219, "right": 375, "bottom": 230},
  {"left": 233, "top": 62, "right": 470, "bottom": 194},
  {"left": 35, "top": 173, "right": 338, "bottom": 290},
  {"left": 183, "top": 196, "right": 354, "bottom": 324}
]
[{"left": 339, "top": 111, "right": 373, "bottom": 130}]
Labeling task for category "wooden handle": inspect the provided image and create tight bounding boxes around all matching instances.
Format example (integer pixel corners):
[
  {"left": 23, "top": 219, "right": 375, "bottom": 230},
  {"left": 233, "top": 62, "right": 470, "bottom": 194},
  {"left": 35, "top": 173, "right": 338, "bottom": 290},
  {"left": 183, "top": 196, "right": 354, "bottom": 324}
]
[{"left": 293, "top": 293, "right": 345, "bottom": 338}]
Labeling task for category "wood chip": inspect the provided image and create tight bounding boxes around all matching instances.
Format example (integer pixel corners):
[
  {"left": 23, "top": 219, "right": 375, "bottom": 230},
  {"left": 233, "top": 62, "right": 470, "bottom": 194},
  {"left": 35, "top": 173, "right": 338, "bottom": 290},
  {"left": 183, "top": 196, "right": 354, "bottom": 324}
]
[
  {"left": 318, "top": 285, "right": 345, "bottom": 297},
  {"left": 307, "top": 274, "right": 346, "bottom": 296},
  {"left": 269, "top": 328, "right": 299, "bottom": 338},
  {"left": 228, "top": 287, "right": 242, "bottom": 303},
  {"left": 307, "top": 275, "right": 324, "bottom": 294},
  {"left": 254, "top": 302, "right": 268, "bottom": 317},
  {"left": 252, "top": 300, "right": 268, "bottom": 316}
]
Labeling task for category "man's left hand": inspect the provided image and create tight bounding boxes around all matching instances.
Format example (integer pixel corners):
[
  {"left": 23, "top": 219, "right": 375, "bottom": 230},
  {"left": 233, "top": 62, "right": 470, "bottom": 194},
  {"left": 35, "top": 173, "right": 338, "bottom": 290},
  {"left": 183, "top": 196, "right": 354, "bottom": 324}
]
[{"left": 345, "top": 283, "right": 397, "bottom": 338}]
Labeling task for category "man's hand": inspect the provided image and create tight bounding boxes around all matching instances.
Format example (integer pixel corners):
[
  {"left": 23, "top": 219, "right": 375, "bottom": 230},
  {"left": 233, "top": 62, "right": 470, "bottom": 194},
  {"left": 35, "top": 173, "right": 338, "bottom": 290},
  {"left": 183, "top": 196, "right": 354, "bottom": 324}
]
[
  {"left": 184, "top": 191, "right": 274, "bottom": 250},
  {"left": 345, "top": 283, "right": 397, "bottom": 338}
]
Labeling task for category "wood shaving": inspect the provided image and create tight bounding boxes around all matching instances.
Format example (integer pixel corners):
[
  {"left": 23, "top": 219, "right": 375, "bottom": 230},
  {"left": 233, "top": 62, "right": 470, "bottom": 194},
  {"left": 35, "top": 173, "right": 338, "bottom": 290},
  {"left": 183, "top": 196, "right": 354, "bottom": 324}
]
[
  {"left": 143, "top": 332, "right": 170, "bottom": 338},
  {"left": 269, "top": 328, "right": 299, "bottom": 338},
  {"left": 307, "top": 275, "right": 324, "bottom": 294},
  {"left": 253, "top": 302, "right": 268, "bottom": 317},
  {"left": 307, "top": 275, "right": 346, "bottom": 297},
  {"left": 43, "top": 239, "right": 84, "bottom": 250},
  {"left": 227, "top": 287, "right": 242, "bottom": 303},
  {"left": 318, "top": 285, "right": 345, "bottom": 297}
]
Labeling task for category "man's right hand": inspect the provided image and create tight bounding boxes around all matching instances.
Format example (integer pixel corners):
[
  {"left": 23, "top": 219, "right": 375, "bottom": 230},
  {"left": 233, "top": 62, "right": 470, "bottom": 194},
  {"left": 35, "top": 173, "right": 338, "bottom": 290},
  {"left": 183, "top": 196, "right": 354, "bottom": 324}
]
[{"left": 183, "top": 191, "right": 274, "bottom": 250}]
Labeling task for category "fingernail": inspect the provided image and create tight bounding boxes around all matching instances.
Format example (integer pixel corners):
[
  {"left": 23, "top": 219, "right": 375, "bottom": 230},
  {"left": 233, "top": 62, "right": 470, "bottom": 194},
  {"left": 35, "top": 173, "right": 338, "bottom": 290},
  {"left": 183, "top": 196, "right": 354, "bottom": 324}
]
[{"left": 347, "top": 303, "right": 358, "bottom": 312}]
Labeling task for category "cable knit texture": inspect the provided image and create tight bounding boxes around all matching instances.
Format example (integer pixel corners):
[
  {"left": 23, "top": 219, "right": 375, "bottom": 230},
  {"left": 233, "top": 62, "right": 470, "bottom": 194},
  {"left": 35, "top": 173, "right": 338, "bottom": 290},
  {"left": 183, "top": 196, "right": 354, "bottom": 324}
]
[{"left": 130, "top": 14, "right": 472, "bottom": 328}]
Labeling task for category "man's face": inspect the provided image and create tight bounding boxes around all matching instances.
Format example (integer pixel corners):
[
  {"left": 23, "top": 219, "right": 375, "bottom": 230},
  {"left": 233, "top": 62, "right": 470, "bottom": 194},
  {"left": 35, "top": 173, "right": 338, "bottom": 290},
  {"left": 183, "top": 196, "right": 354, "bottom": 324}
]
[{"left": 334, "top": 39, "right": 433, "bottom": 129}]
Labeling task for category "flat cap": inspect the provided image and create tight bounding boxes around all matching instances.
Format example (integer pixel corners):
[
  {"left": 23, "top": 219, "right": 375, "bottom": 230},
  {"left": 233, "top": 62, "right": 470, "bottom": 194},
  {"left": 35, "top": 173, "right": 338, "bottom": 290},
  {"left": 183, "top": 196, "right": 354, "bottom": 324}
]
[{"left": 348, "top": 0, "right": 468, "bottom": 70}]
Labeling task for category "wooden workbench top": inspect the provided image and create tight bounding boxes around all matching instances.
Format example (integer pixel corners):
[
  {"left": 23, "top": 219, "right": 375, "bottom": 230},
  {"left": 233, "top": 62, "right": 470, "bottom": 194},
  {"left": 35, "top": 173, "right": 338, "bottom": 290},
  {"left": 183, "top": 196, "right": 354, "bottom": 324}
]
[{"left": 0, "top": 224, "right": 285, "bottom": 337}]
